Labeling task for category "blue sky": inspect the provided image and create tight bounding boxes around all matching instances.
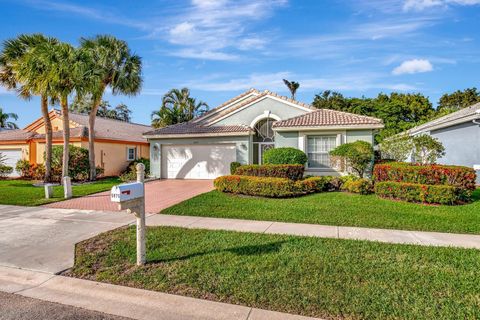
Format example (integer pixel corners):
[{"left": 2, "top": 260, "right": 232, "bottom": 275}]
[{"left": 1, "top": 0, "right": 479, "bottom": 127}]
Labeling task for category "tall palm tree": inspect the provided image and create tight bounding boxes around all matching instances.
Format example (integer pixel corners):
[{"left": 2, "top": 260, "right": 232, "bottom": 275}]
[
  {"left": 79, "top": 35, "right": 142, "bottom": 181},
  {"left": 18, "top": 40, "right": 81, "bottom": 179},
  {"left": 0, "top": 107, "right": 19, "bottom": 129},
  {"left": 151, "top": 88, "right": 208, "bottom": 128},
  {"left": 0, "top": 34, "right": 58, "bottom": 182},
  {"left": 283, "top": 79, "right": 300, "bottom": 100}
]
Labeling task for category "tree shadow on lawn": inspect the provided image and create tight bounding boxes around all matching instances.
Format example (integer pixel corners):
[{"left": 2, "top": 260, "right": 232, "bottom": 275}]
[{"left": 149, "top": 240, "right": 292, "bottom": 264}]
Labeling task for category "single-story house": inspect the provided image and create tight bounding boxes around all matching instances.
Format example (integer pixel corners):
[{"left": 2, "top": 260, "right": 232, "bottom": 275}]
[
  {"left": 0, "top": 109, "right": 151, "bottom": 177},
  {"left": 143, "top": 89, "right": 384, "bottom": 179},
  {"left": 406, "top": 102, "right": 480, "bottom": 182}
]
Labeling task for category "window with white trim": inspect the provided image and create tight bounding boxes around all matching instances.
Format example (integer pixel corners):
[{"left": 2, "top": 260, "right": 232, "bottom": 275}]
[
  {"left": 307, "top": 135, "right": 337, "bottom": 168},
  {"left": 127, "top": 147, "right": 136, "bottom": 161}
]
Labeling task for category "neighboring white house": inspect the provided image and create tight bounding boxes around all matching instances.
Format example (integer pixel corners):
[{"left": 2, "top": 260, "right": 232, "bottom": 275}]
[
  {"left": 143, "top": 89, "right": 384, "bottom": 179},
  {"left": 406, "top": 102, "right": 480, "bottom": 183}
]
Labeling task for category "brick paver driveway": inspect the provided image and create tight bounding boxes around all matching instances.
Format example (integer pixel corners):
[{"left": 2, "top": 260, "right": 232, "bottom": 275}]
[{"left": 44, "top": 179, "right": 213, "bottom": 213}]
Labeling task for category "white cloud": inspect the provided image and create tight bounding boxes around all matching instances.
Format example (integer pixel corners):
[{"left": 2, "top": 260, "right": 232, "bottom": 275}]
[
  {"left": 169, "top": 49, "right": 239, "bottom": 61},
  {"left": 183, "top": 71, "right": 417, "bottom": 92},
  {"left": 392, "top": 59, "right": 433, "bottom": 75},
  {"left": 159, "top": 0, "right": 287, "bottom": 60},
  {"left": 403, "top": 0, "right": 480, "bottom": 11}
]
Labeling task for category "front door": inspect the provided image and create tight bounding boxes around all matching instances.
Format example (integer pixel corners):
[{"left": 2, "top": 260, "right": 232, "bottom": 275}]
[{"left": 258, "top": 143, "right": 274, "bottom": 164}]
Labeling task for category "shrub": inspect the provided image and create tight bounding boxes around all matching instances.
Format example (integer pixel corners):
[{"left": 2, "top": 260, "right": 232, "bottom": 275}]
[
  {"left": 120, "top": 171, "right": 136, "bottom": 182},
  {"left": 16, "top": 159, "right": 32, "bottom": 178},
  {"left": 230, "top": 162, "right": 242, "bottom": 175},
  {"left": 235, "top": 164, "right": 305, "bottom": 180},
  {"left": 322, "top": 175, "right": 358, "bottom": 191},
  {"left": 373, "top": 162, "right": 477, "bottom": 191},
  {"left": 411, "top": 134, "right": 445, "bottom": 164},
  {"left": 297, "top": 176, "right": 330, "bottom": 193},
  {"left": 30, "top": 163, "right": 46, "bottom": 180},
  {"left": 214, "top": 175, "right": 318, "bottom": 198},
  {"left": 52, "top": 145, "right": 90, "bottom": 181},
  {"left": 128, "top": 158, "right": 150, "bottom": 174},
  {"left": 375, "top": 181, "right": 464, "bottom": 205},
  {"left": 120, "top": 158, "right": 150, "bottom": 182},
  {"left": 342, "top": 178, "right": 374, "bottom": 195},
  {"left": 0, "top": 165, "right": 13, "bottom": 179},
  {"left": 329, "top": 141, "right": 374, "bottom": 178},
  {"left": 262, "top": 147, "right": 307, "bottom": 165}
]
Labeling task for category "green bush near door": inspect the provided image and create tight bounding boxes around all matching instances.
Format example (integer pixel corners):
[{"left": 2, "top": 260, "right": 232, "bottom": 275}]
[{"left": 262, "top": 147, "right": 307, "bottom": 165}]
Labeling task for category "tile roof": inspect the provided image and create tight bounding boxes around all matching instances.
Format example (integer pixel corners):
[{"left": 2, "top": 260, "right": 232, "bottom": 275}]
[
  {"left": 273, "top": 109, "right": 383, "bottom": 128},
  {"left": 407, "top": 102, "right": 480, "bottom": 134},
  {"left": 0, "top": 111, "right": 151, "bottom": 143},
  {"left": 194, "top": 88, "right": 314, "bottom": 126},
  {"left": 193, "top": 88, "right": 260, "bottom": 122},
  {"left": 0, "top": 129, "right": 36, "bottom": 141},
  {"left": 143, "top": 122, "right": 252, "bottom": 136},
  {"left": 66, "top": 112, "right": 151, "bottom": 143}
]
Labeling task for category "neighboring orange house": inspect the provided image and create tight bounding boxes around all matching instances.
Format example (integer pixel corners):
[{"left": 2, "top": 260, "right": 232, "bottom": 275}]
[{"left": 0, "top": 110, "right": 151, "bottom": 177}]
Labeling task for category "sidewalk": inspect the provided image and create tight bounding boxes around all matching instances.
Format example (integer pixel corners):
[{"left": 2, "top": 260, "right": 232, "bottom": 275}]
[
  {"left": 0, "top": 266, "right": 320, "bottom": 320},
  {"left": 148, "top": 214, "right": 480, "bottom": 249}
]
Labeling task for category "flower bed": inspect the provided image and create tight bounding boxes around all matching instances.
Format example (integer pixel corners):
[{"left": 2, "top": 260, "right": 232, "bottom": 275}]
[
  {"left": 214, "top": 175, "right": 321, "bottom": 198},
  {"left": 373, "top": 162, "right": 476, "bottom": 191},
  {"left": 375, "top": 181, "right": 464, "bottom": 205}
]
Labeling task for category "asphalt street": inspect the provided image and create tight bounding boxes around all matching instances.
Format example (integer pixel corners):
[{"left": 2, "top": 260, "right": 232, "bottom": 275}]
[{"left": 0, "top": 291, "right": 130, "bottom": 320}]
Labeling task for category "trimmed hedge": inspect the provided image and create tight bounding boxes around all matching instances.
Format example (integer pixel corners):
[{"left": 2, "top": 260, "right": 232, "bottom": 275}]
[
  {"left": 375, "top": 181, "right": 464, "bottom": 205},
  {"left": 342, "top": 178, "right": 374, "bottom": 195},
  {"left": 263, "top": 147, "right": 307, "bottom": 165},
  {"left": 235, "top": 164, "right": 305, "bottom": 180},
  {"left": 214, "top": 175, "right": 319, "bottom": 198},
  {"left": 373, "top": 162, "right": 477, "bottom": 191},
  {"left": 230, "top": 162, "right": 242, "bottom": 175}
]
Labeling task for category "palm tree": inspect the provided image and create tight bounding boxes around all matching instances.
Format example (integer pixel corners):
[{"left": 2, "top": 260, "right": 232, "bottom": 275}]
[
  {"left": 0, "top": 107, "right": 19, "bottom": 129},
  {"left": 18, "top": 40, "right": 82, "bottom": 179},
  {"left": 283, "top": 79, "right": 300, "bottom": 100},
  {"left": 79, "top": 35, "right": 142, "bottom": 181},
  {"left": 151, "top": 88, "right": 208, "bottom": 128},
  {"left": 0, "top": 34, "right": 59, "bottom": 182}
]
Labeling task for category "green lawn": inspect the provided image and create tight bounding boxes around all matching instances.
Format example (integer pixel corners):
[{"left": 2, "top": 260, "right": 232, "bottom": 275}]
[
  {"left": 67, "top": 226, "right": 480, "bottom": 320},
  {"left": 162, "top": 189, "right": 480, "bottom": 234},
  {"left": 0, "top": 177, "right": 121, "bottom": 206}
]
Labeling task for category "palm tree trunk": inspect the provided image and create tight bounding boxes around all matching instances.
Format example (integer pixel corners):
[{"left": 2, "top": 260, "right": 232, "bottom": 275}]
[
  {"left": 61, "top": 96, "right": 70, "bottom": 180},
  {"left": 88, "top": 90, "right": 104, "bottom": 181},
  {"left": 40, "top": 95, "right": 53, "bottom": 182}
]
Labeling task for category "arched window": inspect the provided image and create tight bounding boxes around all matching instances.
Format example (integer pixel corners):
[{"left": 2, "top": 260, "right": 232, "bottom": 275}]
[
  {"left": 253, "top": 117, "right": 276, "bottom": 164},
  {"left": 253, "top": 118, "right": 275, "bottom": 143}
]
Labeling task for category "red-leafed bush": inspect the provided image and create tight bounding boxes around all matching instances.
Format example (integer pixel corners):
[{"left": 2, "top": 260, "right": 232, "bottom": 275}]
[
  {"left": 373, "top": 162, "right": 476, "bottom": 191},
  {"left": 214, "top": 175, "right": 318, "bottom": 198},
  {"left": 235, "top": 164, "right": 305, "bottom": 180},
  {"left": 375, "top": 181, "right": 465, "bottom": 205}
]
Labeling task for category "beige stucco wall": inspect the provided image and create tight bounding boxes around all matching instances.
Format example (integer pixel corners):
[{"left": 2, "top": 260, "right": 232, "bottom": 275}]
[
  {"left": 80, "top": 141, "right": 149, "bottom": 176},
  {"left": 34, "top": 141, "right": 148, "bottom": 176},
  {"left": 35, "top": 141, "right": 81, "bottom": 164}
]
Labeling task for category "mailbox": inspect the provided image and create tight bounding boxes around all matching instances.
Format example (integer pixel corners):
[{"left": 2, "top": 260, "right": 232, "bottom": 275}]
[{"left": 111, "top": 182, "right": 144, "bottom": 203}]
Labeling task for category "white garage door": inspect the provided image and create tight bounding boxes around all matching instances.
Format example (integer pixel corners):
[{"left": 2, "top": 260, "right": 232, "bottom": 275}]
[
  {"left": 161, "top": 144, "right": 236, "bottom": 179},
  {"left": 0, "top": 149, "right": 22, "bottom": 177}
]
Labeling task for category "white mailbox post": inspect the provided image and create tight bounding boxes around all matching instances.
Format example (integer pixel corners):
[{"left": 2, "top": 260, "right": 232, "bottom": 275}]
[{"left": 111, "top": 163, "right": 146, "bottom": 266}]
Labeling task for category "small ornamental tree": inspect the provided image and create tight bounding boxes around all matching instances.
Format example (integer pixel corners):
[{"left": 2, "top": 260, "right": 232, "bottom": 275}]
[
  {"left": 380, "top": 134, "right": 413, "bottom": 162},
  {"left": 329, "top": 141, "right": 374, "bottom": 178},
  {"left": 263, "top": 147, "right": 307, "bottom": 165},
  {"left": 411, "top": 134, "right": 445, "bottom": 164}
]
